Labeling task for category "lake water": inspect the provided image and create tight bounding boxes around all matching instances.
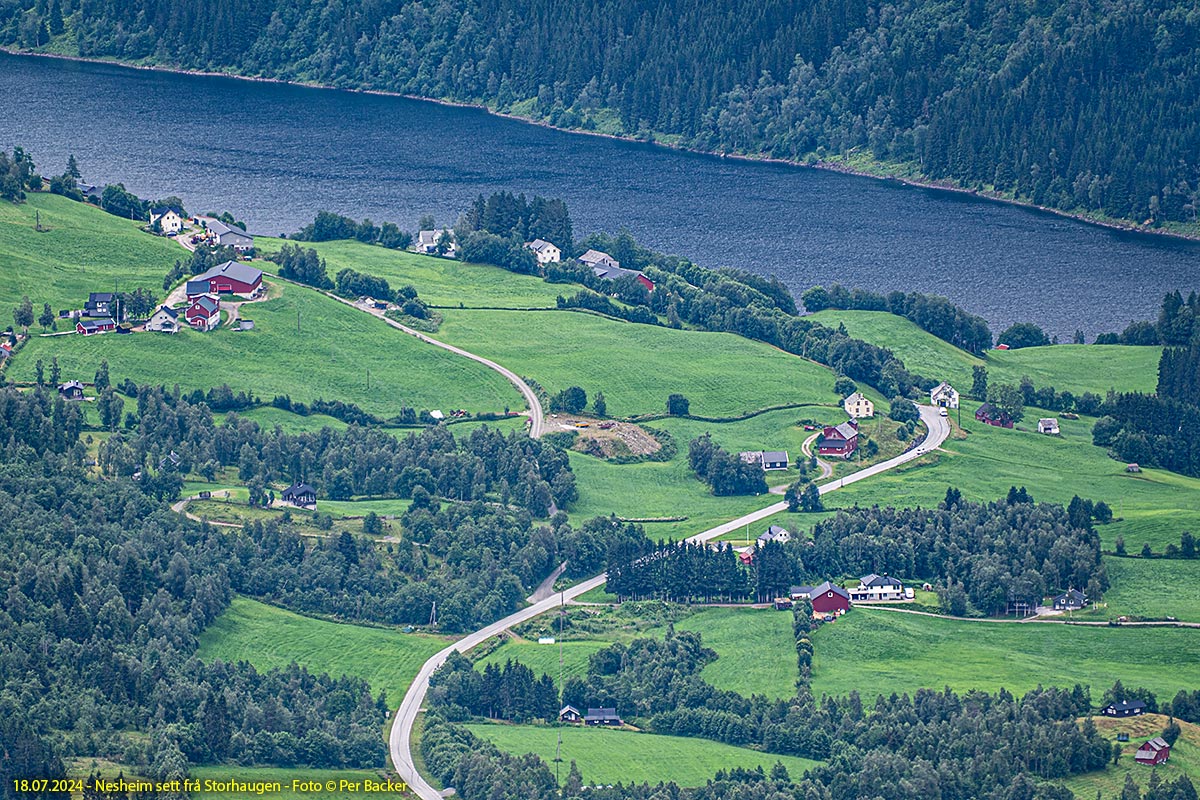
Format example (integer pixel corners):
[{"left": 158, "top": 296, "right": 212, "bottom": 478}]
[{"left": 1, "top": 52, "right": 1197, "bottom": 338}]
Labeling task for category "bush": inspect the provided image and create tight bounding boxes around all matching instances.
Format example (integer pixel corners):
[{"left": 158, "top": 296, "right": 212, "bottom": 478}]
[
  {"left": 667, "top": 393, "right": 690, "bottom": 416},
  {"left": 997, "top": 322, "right": 1051, "bottom": 349}
]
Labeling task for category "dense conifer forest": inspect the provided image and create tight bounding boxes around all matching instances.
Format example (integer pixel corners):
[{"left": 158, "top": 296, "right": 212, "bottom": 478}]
[{"left": 2, "top": 0, "right": 1198, "bottom": 227}]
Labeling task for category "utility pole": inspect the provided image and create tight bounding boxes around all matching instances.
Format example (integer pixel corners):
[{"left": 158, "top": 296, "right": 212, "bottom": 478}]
[{"left": 297, "top": 307, "right": 301, "bottom": 334}]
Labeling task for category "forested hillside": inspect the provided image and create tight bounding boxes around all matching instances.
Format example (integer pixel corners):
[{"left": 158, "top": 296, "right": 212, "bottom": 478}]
[{"left": 2, "top": 0, "right": 1198, "bottom": 227}]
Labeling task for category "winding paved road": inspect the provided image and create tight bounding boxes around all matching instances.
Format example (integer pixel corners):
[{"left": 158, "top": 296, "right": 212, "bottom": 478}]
[{"left": 389, "top": 404, "right": 951, "bottom": 797}]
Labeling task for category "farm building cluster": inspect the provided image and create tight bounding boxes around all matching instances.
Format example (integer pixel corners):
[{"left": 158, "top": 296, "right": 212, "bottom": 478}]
[{"left": 70, "top": 262, "right": 264, "bottom": 337}]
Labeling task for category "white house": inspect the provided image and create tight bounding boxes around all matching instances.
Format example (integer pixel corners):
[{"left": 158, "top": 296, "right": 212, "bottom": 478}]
[
  {"left": 849, "top": 574, "right": 906, "bottom": 602},
  {"left": 930, "top": 382, "right": 960, "bottom": 409},
  {"left": 843, "top": 392, "right": 875, "bottom": 418},
  {"left": 757, "top": 525, "right": 791, "bottom": 546},
  {"left": 150, "top": 206, "right": 185, "bottom": 235},
  {"left": 526, "top": 239, "right": 561, "bottom": 264},
  {"left": 415, "top": 229, "right": 457, "bottom": 258},
  {"left": 145, "top": 305, "right": 180, "bottom": 333},
  {"left": 578, "top": 249, "right": 620, "bottom": 270},
  {"left": 1038, "top": 418, "right": 1060, "bottom": 435}
]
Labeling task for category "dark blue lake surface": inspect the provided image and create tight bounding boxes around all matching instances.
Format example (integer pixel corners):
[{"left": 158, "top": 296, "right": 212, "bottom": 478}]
[{"left": 1, "top": 52, "right": 1196, "bottom": 338}]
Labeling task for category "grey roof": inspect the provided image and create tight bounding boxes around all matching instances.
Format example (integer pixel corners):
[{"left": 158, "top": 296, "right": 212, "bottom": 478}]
[
  {"left": 931, "top": 382, "right": 957, "bottom": 396},
  {"left": 809, "top": 581, "right": 851, "bottom": 601},
  {"left": 578, "top": 249, "right": 618, "bottom": 268},
  {"left": 828, "top": 421, "right": 858, "bottom": 439},
  {"left": 762, "top": 450, "right": 788, "bottom": 464},
  {"left": 559, "top": 705, "right": 581, "bottom": 716},
  {"left": 204, "top": 218, "right": 253, "bottom": 240},
  {"left": 283, "top": 482, "right": 317, "bottom": 497},
  {"left": 78, "top": 317, "right": 114, "bottom": 329},
  {"left": 88, "top": 292, "right": 114, "bottom": 303},
  {"left": 584, "top": 707, "right": 620, "bottom": 720},
  {"left": 151, "top": 205, "right": 183, "bottom": 215},
  {"left": 1141, "top": 737, "right": 1170, "bottom": 750},
  {"left": 527, "top": 238, "right": 558, "bottom": 252},
  {"left": 59, "top": 380, "right": 85, "bottom": 391},
  {"left": 790, "top": 585, "right": 813, "bottom": 596},
  {"left": 590, "top": 263, "right": 647, "bottom": 283},
  {"left": 417, "top": 229, "right": 451, "bottom": 247},
  {"left": 194, "top": 260, "right": 263, "bottom": 286},
  {"left": 190, "top": 295, "right": 220, "bottom": 314},
  {"left": 1055, "top": 589, "right": 1086, "bottom": 603},
  {"left": 186, "top": 280, "right": 211, "bottom": 295},
  {"left": 860, "top": 574, "right": 903, "bottom": 588}
]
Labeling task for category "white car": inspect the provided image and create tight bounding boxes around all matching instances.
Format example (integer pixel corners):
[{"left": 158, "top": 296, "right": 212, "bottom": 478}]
[{"left": 939, "top": 408, "right": 949, "bottom": 417}]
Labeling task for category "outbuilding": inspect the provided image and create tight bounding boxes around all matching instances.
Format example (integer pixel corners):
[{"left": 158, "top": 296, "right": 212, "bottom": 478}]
[
  {"left": 975, "top": 403, "right": 1014, "bottom": 428},
  {"left": 191, "top": 261, "right": 263, "bottom": 296},
  {"left": 1135, "top": 738, "right": 1171, "bottom": 766},
  {"left": 76, "top": 318, "right": 116, "bottom": 335}
]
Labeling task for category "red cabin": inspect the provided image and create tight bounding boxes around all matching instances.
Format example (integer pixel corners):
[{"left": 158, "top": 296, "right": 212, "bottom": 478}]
[
  {"left": 76, "top": 318, "right": 115, "bottom": 335},
  {"left": 792, "top": 581, "right": 851, "bottom": 614},
  {"left": 818, "top": 420, "right": 859, "bottom": 457},
  {"left": 975, "top": 403, "right": 1014, "bottom": 428},
  {"left": 1135, "top": 738, "right": 1170, "bottom": 766}
]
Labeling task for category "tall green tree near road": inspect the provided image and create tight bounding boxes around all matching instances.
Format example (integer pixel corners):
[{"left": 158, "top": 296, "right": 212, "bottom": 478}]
[
  {"left": 13, "top": 295, "right": 34, "bottom": 333},
  {"left": 37, "top": 302, "right": 54, "bottom": 331},
  {"left": 592, "top": 391, "right": 607, "bottom": 417},
  {"left": 989, "top": 382, "right": 1025, "bottom": 423}
]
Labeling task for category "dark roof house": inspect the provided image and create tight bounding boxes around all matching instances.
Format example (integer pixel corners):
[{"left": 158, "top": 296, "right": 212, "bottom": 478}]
[
  {"left": 1053, "top": 589, "right": 1087, "bottom": 610},
  {"left": 584, "top": 707, "right": 621, "bottom": 726},
  {"left": 85, "top": 292, "right": 114, "bottom": 317},
  {"left": 762, "top": 450, "right": 789, "bottom": 470},
  {"left": 282, "top": 482, "right": 317, "bottom": 507},
  {"left": 1102, "top": 699, "right": 1147, "bottom": 717},
  {"left": 58, "top": 380, "right": 85, "bottom": 400}
]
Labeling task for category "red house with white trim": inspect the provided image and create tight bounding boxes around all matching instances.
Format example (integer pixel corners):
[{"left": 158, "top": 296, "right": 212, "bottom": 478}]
[
  {"left": 791, "top": 582, "right": 852, "bottom": 614},
  {"left": 818, "top": 420, "right": 859, "bottom": 457},
  {"left": 185, "top": 295, "right": 221, "bottom": 331},
  {"left": 1135, "top": 738, "right": 1170, "bottom": 766}
]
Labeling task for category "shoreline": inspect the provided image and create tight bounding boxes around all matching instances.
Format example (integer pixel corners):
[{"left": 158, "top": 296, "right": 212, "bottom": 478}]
[{"left": 4, "top": 47, "right": 1199, "bottom": 245}]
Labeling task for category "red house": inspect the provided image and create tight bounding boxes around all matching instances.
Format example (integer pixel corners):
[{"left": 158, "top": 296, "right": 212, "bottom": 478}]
[
  {"left": 76, "top": 318, "right": 115, "bottom": 335},
  {"left": 818, "top": 420, "right": 859, "bottom": 458},
  {"left": 185, "top": 295, "right": 221, "bottom": 331},
  {"left": 975, "top": 403, "right": 1014, "bottom": 428},
  {"left": 1135, "top": 738, "right": 1170, "bottom": 766},
  {"left": 792, "top": 581, "right": 852, "bottom": 614},
  {"left": 191, "top": 261, "right": 263, "bottom": 296}
]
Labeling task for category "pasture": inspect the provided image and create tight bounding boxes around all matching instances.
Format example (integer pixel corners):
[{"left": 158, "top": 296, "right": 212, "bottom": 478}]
[
  {"left": 196, "top": 596, "right": 451, "bottom": 701},
  {"left": 670, "top": 607, "right": 800, "bottom": 700},
  {"left": 810, "top": 309, "right": 1160, "bottom": 396},
  {"left": 10, "top": 280, "right": 522, "bottom": 417},
  {"left": 0, "top": 193, "right": 178, "bottom": 310},
  {"left": 1058, "top": 714, "right": 1200, "bottom": 798},
  {"left": 436, "top": 308, "right": 841, "bottom": 418},
  {"left": 810, "top": 608, "right": 1200, "bottom": 699},
  {"left": 464, "top": 723, "right": 821, "bottom": 787},
  {"left": 255, "top": 235, "right": 566, "bottom": 308}
]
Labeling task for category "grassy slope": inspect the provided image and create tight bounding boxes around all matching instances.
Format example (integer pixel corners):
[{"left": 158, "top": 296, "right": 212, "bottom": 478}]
[
  {"left": 827, "top": 401, "right": 1200, "bottom": 551},
  {"left": 1077, "top": 557, "right": 1200, "bottom": 622},
  {"left": 233, "top": 405, "right": 348, "bottom": 432},
  {"left": 810, "top": 309, "right": 1160, "bottom": 396},
  {"left": 464, "top": 723, "right": 820, "bottom": 787},
  {"left": 11, "top": 280, "right": 521, "bottom": 417},
  {"left": 1059, "top": 714, "right": 1200, "bottom": 798},
  {"left": 196, "top": 596, "right": 451, "bottom": 702},
  {"left": 477, "top": 639, "right": 609, "bottom": 682},
  {"left": 436, "top": 308, "right": 841, "bottom": 418},
  {"left": 0, "top": 193, "right": 177, "bottom": 311},
  {"left": 810, "top": 609, "right": 1200, "bottom": 699},
  {"left": 256, "top": 236, "right": 566, "bottom": 308},
  {"left": 671, "top": 608, "right": 799, "bottom": 700}
]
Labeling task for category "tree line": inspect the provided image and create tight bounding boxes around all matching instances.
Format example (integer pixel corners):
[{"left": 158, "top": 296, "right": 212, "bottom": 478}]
[
  {"left": 801, "top": 284, "right": 993, "bottom": 354},
  {"left": 687, "top": 433, "right": 769, "bottom": 496}
]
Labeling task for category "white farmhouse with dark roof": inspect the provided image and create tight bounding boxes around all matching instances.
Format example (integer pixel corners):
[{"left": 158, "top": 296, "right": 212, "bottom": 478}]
[{"left": 849, "top": 574, "right": 905, "bottom": 602}]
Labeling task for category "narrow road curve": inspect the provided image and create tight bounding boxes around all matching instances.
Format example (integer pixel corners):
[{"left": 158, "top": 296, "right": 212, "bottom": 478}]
[
  {"left": 389, "top": 404, "right": 951, "bottom": 797},
  {"left": 800, "top": 432, "right": 834, "bottom": 481},
  {"left": 279, "top": 277, "right": 546, "bottom": 438}
]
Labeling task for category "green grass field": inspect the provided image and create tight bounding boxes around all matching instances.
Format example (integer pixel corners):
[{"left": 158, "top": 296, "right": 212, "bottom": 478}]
[
  {"left": 827, "top": 401, "right": 1200, "bottom": 551},
  {"left": 436, "top": 308, "right": 841, "bottom": 418},
  {"left": 187, "top": 766, "right": 399, "bottom": 799},
  {"left": 196, "top": 596, "right": 451, "bottom": 702},
  {"left": 1058, "top": 714, "right": 1200, "bottom": 798},
  {"left": 0, "top": 193, "right": 178, "bottom": 311},
  {"left": 1078, "top": 557, "right": 1200, "bottom": 622},
  {"left": 11, "top": 280, "right": 522, "bottom": 417},
  {"left": 477, "top": 638, "right": 609, "bottom": 681},
  {"left": 671, "top": 608, "right": 799, "bottom": 700},
  {"left": 810, "top": 309, "right": 1160, "bottom": 396},
  {"left": 256, "top": 236, "right": 566, "bottom": 308},
  {"left": 464, "top": 723, "right": 820, "bottom": 786},
  {"left": 810, "top": 609, "right": 1200, "bottom": 699},
  {"left": 233, "top": 406, "right": 348, "bottom": 432}
]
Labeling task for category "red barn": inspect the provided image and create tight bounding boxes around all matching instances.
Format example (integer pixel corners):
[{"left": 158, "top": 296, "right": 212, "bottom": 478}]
[
  {"left": 1135, "top": 738, "right": 1170, "bottom": 766},
  {"left": 76, "top": 318, "right": 116, "bottom": 335},
  {"left": 975, "top": 403, "right": 1014, "bottom": 428},
  {"left": 818, "top": 420, "right": 859, "bottom": 457},
  {"left": 795, "top": 581, "right": 851, "bottom": 614},
  {"left": 191, "top": 261, "right": 263, "bottom": 296}
]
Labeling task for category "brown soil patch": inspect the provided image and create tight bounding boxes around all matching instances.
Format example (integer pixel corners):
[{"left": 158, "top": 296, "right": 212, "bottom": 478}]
[{"left": 545, "top": 414, "right": 661, "bottom": 459}]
